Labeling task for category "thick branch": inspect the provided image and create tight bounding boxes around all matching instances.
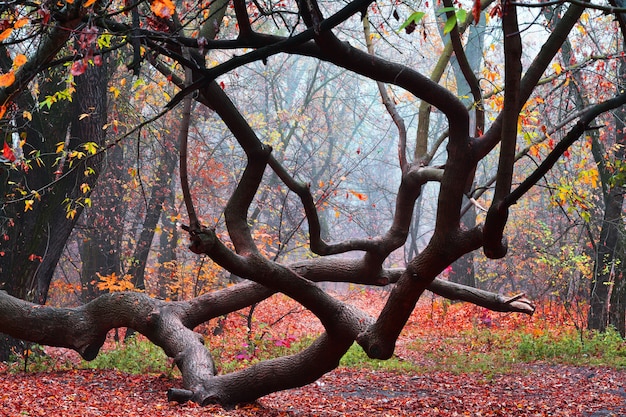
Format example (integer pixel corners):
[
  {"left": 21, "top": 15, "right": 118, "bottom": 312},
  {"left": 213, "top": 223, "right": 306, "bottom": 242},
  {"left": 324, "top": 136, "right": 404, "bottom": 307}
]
[
  {"left": 482, "top": 2, "right": 522, "bottom": 259},
  {"left": 358, "top": 226, "right": 485, "bottom": 359}
]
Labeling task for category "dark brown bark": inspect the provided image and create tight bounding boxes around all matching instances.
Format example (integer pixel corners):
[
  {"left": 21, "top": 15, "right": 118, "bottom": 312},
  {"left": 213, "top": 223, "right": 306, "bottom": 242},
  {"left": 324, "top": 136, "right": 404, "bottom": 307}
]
[{"left": 589, "top": 58, "right": 626, "bottom": 333}]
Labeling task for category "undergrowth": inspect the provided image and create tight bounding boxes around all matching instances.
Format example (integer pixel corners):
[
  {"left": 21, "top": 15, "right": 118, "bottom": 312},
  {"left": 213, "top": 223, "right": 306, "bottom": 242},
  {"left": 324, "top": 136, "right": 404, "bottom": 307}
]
[
  {"left": 407, "top": 326, "right": 626, "bottom": 375},
  {"left": 80, "top": 336, "right": 174, "bottom": 375}
]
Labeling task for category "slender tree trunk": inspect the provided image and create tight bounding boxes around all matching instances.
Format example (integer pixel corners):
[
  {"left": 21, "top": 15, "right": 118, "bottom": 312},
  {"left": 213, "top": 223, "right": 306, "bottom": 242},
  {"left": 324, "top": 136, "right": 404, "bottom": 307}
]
[
  {"left": 588, "top": 57, "right": 626, "bottom": 333},
  {"left": 157, "top": 180, "right": 179, "bottom": 300},
  {"left": 127, "top": 136, "right": 178, "bottom": 292},
  {"left": 78, "top": 143, "right": 124, "bottom": 301}
]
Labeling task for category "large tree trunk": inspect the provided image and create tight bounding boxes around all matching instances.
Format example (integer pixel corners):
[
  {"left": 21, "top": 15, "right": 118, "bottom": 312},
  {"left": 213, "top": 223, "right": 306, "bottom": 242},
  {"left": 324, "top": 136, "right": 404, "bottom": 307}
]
[{"left": 0, "top": 60, "right": 107, "bottom": 358}]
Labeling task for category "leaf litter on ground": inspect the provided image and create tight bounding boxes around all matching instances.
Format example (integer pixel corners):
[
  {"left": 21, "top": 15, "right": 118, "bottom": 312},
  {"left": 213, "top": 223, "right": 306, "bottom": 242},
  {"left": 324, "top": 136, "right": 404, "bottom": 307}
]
[{"left": 3, "top": 290, "right": 626, "bottom": 416}]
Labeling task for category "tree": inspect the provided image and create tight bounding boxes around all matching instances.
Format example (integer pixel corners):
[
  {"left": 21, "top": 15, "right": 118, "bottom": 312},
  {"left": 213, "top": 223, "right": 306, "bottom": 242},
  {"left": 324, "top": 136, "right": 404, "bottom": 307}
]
[
  {"left": 0, "top": 19, "right": 109, "bottom": 358},
  {"left": 1, "top": 0, "right": 625, "bottom": 408}
]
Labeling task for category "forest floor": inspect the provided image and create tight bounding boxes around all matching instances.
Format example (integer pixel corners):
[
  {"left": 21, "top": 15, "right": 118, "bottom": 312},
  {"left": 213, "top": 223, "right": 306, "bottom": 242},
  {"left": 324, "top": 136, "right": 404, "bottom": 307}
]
[
  {"left": 2, "top": 290, "right": 626, "bottom": 416},
  {"left": 1, "top": 365, "right": 625, "bottom": 416}
]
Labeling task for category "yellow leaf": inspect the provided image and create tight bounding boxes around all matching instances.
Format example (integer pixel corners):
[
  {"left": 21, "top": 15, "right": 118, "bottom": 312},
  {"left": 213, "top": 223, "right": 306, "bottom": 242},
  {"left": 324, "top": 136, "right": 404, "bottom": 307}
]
[
  {"left": 24, "top": 199, "right": 34, "bottom": 212},
  {"left": 580, "top": 12, "right": 589, "bottom": 23},
  {"left": 13, "top": 54, "right": 26, "bottom": 68},
  {"left": 82, "top": 141, "right": 98, "bottom": 154},
  {"left": 0, "top": 28, "right": 12, "bottom": 42},
  {"left": 109, "top": 86, "right": 120, "bottom": 98},
  {"left": 552, "top": 62, "right": 562, "bottom": 75},
  {"left": 22, "top": 110, "right": 31, "bottom": 121},
  {"left": 56, "top": 142, "right": 65, "bottom": 153}
]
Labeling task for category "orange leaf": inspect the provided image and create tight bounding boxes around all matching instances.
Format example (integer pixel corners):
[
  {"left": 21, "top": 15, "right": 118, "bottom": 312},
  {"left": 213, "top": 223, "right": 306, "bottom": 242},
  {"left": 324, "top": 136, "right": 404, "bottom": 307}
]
[
  {"left": 0, "top": 71, "right": 15, "bottom": 87},
  {"left": 13, "top": 54, "right": 26, "bottom": 68},
  {"left": 150, "top": 0, "right": 175, "bottom": 18},
  {"left": 349, "top": 190, "right": 368, "bottom": 201},
  {"left": 0, "top": 105, "right": 6, "bottom": 119},
  {"left": 84, "top": 0, "right": 96, "bottom": 7},
  {"left": 0, "top": 28, "right": 12, "bottom": 42},
  {"left": 13, "top": 18, "right": 29, "bottom": 29}
]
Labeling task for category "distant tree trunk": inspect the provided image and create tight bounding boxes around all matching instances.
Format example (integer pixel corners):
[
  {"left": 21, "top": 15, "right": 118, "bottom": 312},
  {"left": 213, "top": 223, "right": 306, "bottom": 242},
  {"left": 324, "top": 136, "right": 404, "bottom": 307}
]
[
  {"left": 608, "top": 258, "right": 625, "bottom": 335},
  {"left": 126, "top": 136, "right": 178, "bottom": 293},
  {"left": 78, "top": 144, "right": 124, "bottom": 302},
  {"left": 588, "top": 57, "right": 626, "bottom": 334},
  {"left": 589, "top": 185, "right": 625, "bottom": 332},
  {"left": 157, "top": 181, "right": 179, "bottom": 300},
  {"left": 445, "top": 14, "right": 484, "bottom": 289}
]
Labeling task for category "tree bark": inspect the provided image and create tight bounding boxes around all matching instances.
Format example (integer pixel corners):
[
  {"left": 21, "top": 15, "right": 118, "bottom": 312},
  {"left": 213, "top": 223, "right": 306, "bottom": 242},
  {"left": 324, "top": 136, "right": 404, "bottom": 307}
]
[{"left": 588, "top": 57, "right": 626, "bottom": 334}]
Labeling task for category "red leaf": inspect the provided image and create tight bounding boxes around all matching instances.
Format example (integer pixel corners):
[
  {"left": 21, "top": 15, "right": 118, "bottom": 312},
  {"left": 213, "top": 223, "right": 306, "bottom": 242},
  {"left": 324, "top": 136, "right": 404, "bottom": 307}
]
[
  {"left": 70, "top": 60, "right": 86, "bottom": 76},
  {"left": 3, "top": 141, "right": 15, "bottom": 162},
  {"left": 472, "top": 0, "right": 481, "bottom": 24}
]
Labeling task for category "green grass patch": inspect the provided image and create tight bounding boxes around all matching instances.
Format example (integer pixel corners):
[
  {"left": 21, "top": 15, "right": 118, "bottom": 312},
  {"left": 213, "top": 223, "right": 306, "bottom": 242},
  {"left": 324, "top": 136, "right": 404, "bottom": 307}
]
[
  {"left": 340, "top": 343, "right": 420, "bottom": 372},
  {"left": 81, "top": 336, "right": 174, "bottom": 375},
  {"left": 406, "top": 326, "right": 626, "bottom": 375},
  {"left": 517, "top": 327, "right": 626, "bottom": 367}
]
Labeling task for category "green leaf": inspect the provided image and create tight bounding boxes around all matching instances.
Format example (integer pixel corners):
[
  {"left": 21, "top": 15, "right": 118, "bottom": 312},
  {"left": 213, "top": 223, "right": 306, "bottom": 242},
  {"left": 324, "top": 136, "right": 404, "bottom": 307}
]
[
  {"left": 456, "top": 9, "right": 467, "bottom": 24},
  {"left": 437, "top": 6, "right": 456, "bottom": 13},
  {"left": 443, "top": 15, "right": 457, "bottom": 34},
  {"left": 398, "top": 11, "right": 425, "bottom": 32}
]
